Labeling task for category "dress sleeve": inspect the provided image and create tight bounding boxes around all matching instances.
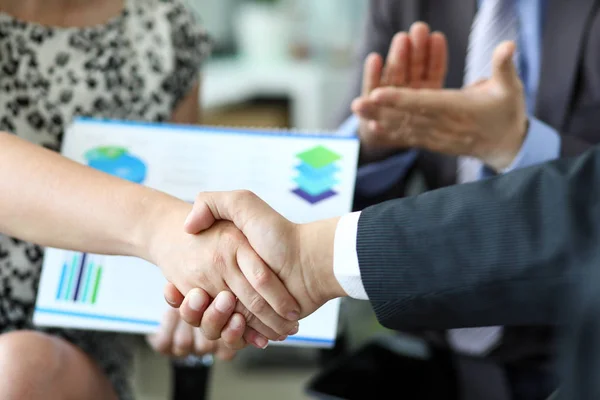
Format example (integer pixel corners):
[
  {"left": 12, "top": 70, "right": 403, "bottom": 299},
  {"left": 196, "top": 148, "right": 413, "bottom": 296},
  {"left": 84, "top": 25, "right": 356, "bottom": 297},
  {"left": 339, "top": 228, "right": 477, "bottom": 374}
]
[{"left": 161, "top": 0, "right": 212, "bottom": 110}]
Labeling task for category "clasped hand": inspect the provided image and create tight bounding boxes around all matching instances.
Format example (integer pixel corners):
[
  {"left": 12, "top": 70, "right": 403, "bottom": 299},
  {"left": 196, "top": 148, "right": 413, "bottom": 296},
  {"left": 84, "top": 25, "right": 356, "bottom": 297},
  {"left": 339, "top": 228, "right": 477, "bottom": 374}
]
[
  {"left": 143, "top": 190, "right": 343, "bottom": 355},
  {"left": 148, "top": 22, "right": 532, "bottom": 357}
]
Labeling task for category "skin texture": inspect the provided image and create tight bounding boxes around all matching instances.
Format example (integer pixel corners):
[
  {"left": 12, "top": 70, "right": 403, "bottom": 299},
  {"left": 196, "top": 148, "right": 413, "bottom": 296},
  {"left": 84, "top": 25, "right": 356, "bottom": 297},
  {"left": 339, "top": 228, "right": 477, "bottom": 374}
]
[
  {"left": 354, "top": 22, "right": 448, "bottom": 162},
  {"left": 167, "top": 22, "right": 452, "bottom": 356},
  {"left": 165, "top": 190, "right": 344, "bottom": 351},
  {"left": 354, "top": 30, "right": 527, "bottom": 171}
]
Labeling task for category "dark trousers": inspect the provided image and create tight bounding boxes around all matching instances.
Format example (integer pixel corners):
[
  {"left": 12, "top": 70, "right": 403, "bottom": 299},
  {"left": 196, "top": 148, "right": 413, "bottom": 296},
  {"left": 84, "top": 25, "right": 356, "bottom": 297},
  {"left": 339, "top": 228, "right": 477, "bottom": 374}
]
[
  {"left": 307, "top": 340, "right": 557, "bottom": 400},
  {"left": 504, "top": 363, "right": 558, "bottom": 400}
]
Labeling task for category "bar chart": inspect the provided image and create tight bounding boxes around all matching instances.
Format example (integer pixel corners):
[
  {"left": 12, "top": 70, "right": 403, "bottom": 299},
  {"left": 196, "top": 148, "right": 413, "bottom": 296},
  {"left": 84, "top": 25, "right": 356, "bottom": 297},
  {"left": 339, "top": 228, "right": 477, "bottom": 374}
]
[
  {"left": 35, "top": 117, "right": 359, "bottom": 340},
  {"left": 55, "top": 252, "right": 103, "bottom": 305}
]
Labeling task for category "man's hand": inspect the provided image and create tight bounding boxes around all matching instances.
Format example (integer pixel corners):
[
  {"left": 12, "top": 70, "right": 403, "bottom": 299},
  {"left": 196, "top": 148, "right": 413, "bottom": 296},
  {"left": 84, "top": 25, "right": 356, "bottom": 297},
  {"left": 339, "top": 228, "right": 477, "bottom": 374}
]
[
  {"left": 169, "top": 190, "right": 345, "bottom": 331},
  {"left": 147, "top": 296, "right": 240, "bottom": 361},
  {"left": 353, "top": 22, "right": 448, "bottom": 157},
  {"left": 144, "top": 200, "right": 300, "bottom": 348},
  {"left": 357, "top": 41, "right": 528, "bottom": 171}
]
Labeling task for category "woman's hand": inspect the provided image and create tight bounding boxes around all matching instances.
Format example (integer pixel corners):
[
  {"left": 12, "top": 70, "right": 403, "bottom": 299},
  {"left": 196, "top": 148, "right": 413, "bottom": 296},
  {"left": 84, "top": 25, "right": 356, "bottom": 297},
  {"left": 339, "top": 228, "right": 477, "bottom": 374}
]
[{"left": 147, "top": 298, "right": 240, "bottom": 361}]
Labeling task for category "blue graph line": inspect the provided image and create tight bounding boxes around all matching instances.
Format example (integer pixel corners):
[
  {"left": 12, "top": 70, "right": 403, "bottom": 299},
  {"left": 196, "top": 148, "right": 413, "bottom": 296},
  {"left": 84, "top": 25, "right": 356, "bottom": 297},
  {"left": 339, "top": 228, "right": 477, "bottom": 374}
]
[
  {"left": 34, "top": 308, "right": 335, "bottom": 345},
  {"left": 282, "top": 336, "right": 335, "bottom": 345},
  {"left": 35, "top": 307, "right": 160, "bottom": 327},
  {"left": 73, "top": 253, "right": 87, "bottom": 301},
  {"left": 55, "top": 263, "right": 67, "bottom": 300}
]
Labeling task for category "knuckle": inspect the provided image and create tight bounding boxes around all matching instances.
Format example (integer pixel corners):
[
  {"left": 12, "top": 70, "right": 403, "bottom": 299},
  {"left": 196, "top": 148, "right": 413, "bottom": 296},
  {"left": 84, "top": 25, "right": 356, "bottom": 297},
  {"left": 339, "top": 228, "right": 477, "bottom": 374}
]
[
  {"left": 279, "top": 299, "right": 297, "bottom": 317},
  {"left": 210, "top": 251, "right": 228, "bottom": 274},
  {"left": 223, "top": 337, "right": 245, "bottom": 351},
  {"left": 233, "top": 189, "right": 256, "bottom": 203},
  {"left": 252, "top": 267, "right": 272, "bottom": 290},
  {"left": 235, "top": 306, "right": 262, "bottom": 336},
  {"left": 201, "top": 327, "right": 219, "bottom": 341},
  {"left": 181, "top": 314, "right": 201, "bottom": 328},
  {"left": 241, "top": 309, "right": 257, "bottom": 329},
  {"left": 248, "top": 295, "right": 268, "bottom": 316},
  {"left": 200, "top": 314, "right": 222, "bottom": 340},
  {"left": 220, "top": 229, "right": 245, "bottom": 249}
]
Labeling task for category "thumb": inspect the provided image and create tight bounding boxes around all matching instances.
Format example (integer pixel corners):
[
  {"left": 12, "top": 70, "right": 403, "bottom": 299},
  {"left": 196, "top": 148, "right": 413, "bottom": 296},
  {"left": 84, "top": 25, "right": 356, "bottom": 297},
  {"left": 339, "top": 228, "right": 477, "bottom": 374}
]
[
  {"left": 492, "top": 40, "right": 519, "bottom": 87},
  {"left": 184, "top": 199, "right": 217, "bottom": 234},
  {"left": 185, "top": 190, "right": 283, "bottom": 242}
]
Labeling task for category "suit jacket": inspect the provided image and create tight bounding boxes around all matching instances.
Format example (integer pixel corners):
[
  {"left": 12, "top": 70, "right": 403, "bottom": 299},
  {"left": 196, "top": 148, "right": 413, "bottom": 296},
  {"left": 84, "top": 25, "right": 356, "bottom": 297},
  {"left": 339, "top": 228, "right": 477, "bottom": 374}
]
[
  {"left": 344, "top": 0, "right": 600, "bottom": 373},
  {"left": 355, "top": 144, "right": 600, "bottom": 397},
  {"left": 346, "top": 0, "right": 600, "bottom": 204}
]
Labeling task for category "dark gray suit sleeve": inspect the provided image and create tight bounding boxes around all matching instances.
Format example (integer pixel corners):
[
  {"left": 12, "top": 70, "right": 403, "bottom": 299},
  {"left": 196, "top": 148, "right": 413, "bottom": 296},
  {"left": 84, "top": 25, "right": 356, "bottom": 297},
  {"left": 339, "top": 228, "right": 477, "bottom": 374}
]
[{"left": 355, "top": 145, "right": 600, "bottom": 331}]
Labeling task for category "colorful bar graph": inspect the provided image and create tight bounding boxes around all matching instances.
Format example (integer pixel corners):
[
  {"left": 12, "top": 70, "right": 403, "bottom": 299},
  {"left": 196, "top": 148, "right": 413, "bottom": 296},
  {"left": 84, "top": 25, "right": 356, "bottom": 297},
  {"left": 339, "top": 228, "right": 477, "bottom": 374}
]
[
  {"left": 55, "top": 262, "right": 68, "bottom": 301},
  {"left": 55, "top": 252, "right": 103, "bottom": 305},
  {"left": 91, "top": 266, "right": 103, "bottom": 305},
  {"left": 73, "top": 253, "right": 87, "bottom": 301},
  {"left": 64, "top": 253, "right": 78, "bottom": 301},
  {"left": 81, "top": 261, "right": 94, "bottom": 303}
]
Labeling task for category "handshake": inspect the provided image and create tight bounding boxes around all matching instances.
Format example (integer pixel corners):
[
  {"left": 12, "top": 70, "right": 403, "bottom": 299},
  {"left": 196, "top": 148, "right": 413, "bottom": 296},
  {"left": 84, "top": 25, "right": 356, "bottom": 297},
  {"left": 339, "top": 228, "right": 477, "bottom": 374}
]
[{"left": 144, "top": 190, "right": 346, "bottom": 352}]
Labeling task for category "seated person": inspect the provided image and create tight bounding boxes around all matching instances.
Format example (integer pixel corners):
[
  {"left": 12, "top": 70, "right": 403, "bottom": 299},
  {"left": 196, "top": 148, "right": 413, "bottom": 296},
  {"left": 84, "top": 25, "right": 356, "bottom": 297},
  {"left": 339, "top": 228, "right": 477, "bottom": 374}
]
[{"left": 0, "top": 0, "right": 220, "bottom": 398}]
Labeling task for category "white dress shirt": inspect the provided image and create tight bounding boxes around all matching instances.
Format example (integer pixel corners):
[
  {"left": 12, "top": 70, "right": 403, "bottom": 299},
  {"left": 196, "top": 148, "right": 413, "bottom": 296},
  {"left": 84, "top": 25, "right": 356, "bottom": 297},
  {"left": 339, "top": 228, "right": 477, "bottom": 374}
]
[{"left": 333, "top": 211, "right": 368, "bottom": 299}]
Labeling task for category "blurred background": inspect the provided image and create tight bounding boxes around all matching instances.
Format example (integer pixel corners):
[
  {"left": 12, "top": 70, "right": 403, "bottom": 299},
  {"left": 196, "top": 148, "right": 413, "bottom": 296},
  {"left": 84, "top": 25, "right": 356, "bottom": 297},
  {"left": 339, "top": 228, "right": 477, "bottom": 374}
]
[
  {"left": 189, "top": 0, "right": 367, "bottom": 131},
  {"left": 131, "top": 1, "right": 407, "bottom": 399}
]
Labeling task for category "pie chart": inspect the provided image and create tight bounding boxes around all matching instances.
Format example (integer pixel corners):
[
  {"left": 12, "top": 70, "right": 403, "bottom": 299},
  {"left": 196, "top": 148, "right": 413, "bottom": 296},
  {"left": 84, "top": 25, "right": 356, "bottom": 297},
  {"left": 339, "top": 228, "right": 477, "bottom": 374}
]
[{"left": 84, "top": 146, "right": 147, "bottom": 184}]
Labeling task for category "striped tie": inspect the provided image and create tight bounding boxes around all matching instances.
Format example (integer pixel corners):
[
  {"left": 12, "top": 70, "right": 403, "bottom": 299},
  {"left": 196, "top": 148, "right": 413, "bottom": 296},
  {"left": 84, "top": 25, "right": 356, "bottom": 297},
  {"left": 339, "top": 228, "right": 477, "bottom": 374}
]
[{"left": 449, "top": 0, "right": 520, "bottom": 355}]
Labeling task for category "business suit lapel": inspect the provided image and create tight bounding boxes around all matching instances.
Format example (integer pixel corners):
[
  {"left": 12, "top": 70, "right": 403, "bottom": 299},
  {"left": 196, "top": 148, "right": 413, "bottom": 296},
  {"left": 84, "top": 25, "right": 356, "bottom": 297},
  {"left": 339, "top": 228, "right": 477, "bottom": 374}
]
[
  {"left": 535, "top": 0, "right": 597, "bottom": 129},
  {"left": 426, "top": 0, "right": 476, "bottom": 185}
]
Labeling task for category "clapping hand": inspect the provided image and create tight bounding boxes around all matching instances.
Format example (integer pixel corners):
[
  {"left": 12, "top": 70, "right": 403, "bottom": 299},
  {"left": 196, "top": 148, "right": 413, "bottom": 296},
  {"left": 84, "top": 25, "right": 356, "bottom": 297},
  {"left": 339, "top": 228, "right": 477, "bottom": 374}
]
[{"left": 353, "top": 22, "right": 448, "bottom": 157}]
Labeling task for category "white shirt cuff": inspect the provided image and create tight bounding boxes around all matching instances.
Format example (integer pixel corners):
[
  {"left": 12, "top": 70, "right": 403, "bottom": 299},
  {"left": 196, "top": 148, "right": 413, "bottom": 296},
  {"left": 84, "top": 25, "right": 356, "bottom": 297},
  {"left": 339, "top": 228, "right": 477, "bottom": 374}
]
[{"left": 333, "top": 211, "right": 369, "bottom": 300}]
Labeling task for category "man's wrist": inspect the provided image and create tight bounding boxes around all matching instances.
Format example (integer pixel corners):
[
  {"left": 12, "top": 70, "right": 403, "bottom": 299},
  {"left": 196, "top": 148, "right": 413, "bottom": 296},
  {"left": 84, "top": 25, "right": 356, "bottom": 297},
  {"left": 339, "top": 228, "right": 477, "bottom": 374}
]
[
  {"left": 486, "top": 118, "right": 529, "bottom": 172},
  {"left": 298, "top": 217, "right": 347, "bottom": 302}
]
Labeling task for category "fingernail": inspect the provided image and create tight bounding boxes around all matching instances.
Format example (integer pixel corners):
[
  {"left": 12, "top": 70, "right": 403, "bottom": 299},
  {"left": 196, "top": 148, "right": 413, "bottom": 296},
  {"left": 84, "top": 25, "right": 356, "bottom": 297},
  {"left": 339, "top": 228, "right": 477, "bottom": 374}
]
[
  {"left": 253, "top": 336, "right": 269, "bottom": 349},
  {"left": 215, "top": 292, "right": 234, "bottom": 313},
  {"left": 288, "top": 324, "right": 299, "bottom": 336},
  {"left": 278, "top": 335, "right": 288, "bottom": 341},
  {"left": 164, "top": 295, "right": 177, "bottom": 307},
  {"left": 188, "top": 290, "right": 205, "bottom": 311},
  {"left": 287, "top": 311, "right": 300, "bottom": 321}
]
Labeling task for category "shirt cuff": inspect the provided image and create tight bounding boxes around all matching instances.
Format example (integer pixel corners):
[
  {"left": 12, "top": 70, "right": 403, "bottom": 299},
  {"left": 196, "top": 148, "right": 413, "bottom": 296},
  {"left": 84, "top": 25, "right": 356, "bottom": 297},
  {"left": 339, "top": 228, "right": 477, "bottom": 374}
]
[
  {"left": 501, "top": 117, "right": 561, "bottom": 173},
  {"left": 333, "top": 211, "right": 368, "bottom": 300}
]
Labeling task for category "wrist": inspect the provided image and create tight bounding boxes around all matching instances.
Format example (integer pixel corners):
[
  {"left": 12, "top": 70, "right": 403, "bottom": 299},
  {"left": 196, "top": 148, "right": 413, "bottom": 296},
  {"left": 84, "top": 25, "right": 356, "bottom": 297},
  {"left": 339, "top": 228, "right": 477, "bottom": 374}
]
[
  {"left": 130, "top": 187, "right": 191, "bottom": 265},
  {"left": 487, "top": 117, "right": 528, "bottom": 172},
  {"left": 298, "top": 217, "right": 347, "bottom": 303}
]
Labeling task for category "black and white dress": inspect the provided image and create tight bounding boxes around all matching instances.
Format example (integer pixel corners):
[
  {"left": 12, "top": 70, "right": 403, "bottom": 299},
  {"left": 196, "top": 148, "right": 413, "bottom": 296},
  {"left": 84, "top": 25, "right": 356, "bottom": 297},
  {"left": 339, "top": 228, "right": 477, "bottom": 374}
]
[{"left": 0, "top": 0, "right": 210, "bottom": 397}]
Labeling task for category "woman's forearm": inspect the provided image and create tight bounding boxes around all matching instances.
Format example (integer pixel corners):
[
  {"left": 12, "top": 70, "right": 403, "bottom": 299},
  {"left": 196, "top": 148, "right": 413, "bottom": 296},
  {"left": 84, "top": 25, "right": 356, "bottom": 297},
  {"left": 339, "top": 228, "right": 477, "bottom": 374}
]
[{"left": 0, "top": 132, "right": 187, "bottom": 260}]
